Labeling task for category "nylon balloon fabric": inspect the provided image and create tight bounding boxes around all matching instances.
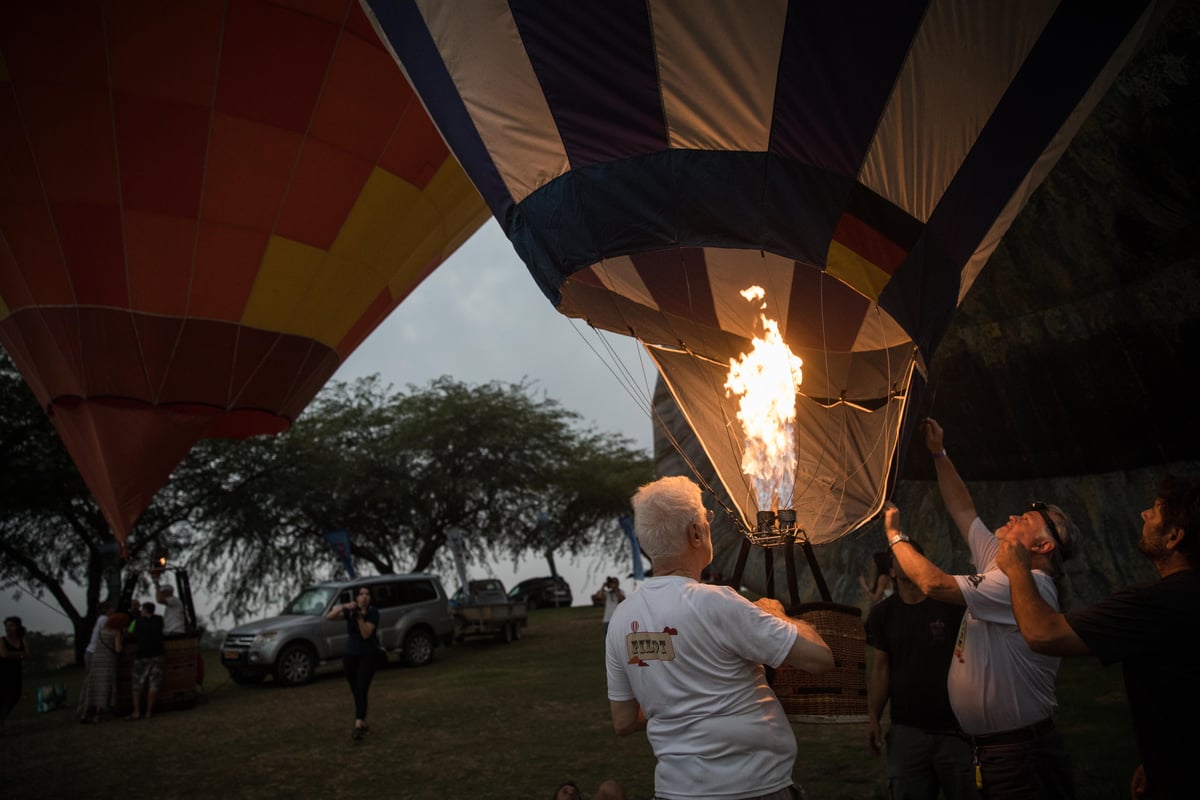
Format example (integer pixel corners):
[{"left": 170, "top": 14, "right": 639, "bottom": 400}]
[
  {"left": 365, "top": 0, "right": 1165, "bottom": 544},
  {"left": 0, "top": 1, "right": 489, "bottom": 541}
]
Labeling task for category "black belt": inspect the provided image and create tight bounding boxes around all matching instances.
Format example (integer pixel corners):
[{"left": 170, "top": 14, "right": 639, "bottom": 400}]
[{"left": 971, "top": 717, "right": 1055, "bottom": 747}]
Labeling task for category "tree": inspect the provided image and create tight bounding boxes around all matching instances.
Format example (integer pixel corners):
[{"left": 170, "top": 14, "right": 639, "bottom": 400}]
[
  {"left": 0, "top": 352, "right": 199, "bottom": 662},
  {"left": 185, "top": 376, "right": 653, "bottom": 621}
]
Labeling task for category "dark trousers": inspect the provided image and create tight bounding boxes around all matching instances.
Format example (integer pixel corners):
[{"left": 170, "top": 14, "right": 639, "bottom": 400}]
[
  {"left": 342, "top": 652, "right": 377, "bottom": 720},
  {"left": 975, "top": 729, "right": 1074, "bottom": 800}
]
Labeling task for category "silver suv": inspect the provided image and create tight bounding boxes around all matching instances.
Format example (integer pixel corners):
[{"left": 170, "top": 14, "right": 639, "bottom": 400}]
[{"left": 220, "top": 573, "right": 455, "bottom": 687}]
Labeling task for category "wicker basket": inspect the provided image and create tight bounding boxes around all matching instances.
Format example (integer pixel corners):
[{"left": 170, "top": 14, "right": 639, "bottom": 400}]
[{"left": 770, "top": 601, "right": 868, "bottom": 723}]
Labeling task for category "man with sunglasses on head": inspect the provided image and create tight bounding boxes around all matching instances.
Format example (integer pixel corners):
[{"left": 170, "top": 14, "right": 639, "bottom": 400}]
[
  {"left": 884, "top": 418, "right": 1078, "bottom": 799},
  {"left": 997, "top": 474, "right": 1199, "bottom": 800}
]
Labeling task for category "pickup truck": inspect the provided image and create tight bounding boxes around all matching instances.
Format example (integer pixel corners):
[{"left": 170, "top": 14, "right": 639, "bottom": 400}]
[{"left": 451, "top": 579, "right": 528, "bottom": 643}]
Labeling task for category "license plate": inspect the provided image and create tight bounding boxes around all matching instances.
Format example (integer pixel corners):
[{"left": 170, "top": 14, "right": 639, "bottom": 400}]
[{"left": 223, "top": 650, "right": 239, "bottom": 660}]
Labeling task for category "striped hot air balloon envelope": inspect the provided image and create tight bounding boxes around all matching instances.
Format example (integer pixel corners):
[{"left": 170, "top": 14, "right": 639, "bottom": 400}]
[
  {"left": 0, "top": 1, "right": 489, "bottom": 543},
  {"left": 365, "top": 0, "right": 1167, "bottom": 545}
]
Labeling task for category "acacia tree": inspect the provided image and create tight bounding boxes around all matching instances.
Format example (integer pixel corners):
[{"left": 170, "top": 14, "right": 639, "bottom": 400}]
[
  {"left": 185, "top": 375, "right": 652, "bottom": 621},
  {"left": 0, "top": 353, "right": 199, "bottom": 662}
]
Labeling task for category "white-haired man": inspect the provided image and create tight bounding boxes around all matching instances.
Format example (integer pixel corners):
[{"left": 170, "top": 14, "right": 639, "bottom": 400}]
[
  {"left": 155, "top": 582, "right": 185, "bottom": 635},
  {"left": 605, "top": 475, "right": 834, "bottom": 800}
]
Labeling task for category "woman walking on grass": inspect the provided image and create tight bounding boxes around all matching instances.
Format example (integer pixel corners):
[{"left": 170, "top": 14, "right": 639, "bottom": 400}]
[{"left": 326, "top": 586, "right": 381, "bottom": 740}]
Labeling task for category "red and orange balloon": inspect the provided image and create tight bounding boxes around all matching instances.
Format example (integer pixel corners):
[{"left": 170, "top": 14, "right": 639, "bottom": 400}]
[{"left": 0, "top": 1, "right": 487, "bottom": 542}]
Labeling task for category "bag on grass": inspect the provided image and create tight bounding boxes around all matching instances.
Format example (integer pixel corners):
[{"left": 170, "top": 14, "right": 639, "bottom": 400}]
[{"left": 36, "top": 682, "right": 68, "bottom": 712}]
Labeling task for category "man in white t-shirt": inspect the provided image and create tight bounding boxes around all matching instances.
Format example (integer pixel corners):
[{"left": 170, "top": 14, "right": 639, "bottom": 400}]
[
  {"left": 886, "top": 419, "right": 1079, "bottom": 800},
  {"left": 605, "top": 476, "right": 834, "bottom": 800},
  {"left": 156, "top": 583, "right": 186, "bottom": 635}
]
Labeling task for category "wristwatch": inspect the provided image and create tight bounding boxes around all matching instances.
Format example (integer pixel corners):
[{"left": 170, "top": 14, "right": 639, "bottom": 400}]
[{"left": 887, "top": 532, "right": 910, "bottom": 548}]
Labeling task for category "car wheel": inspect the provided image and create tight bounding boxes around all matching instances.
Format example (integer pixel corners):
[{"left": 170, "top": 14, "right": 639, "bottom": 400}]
[
  {"left": 227, "top": 668, "right": 266, "bottom": 685},
  {"left": 500, "top": 622, "right": 515, "bottom": 643},
  {"left": 512, "top": 622, "right": 522, "bottom": 641},
  {"left": 525, "top": 596, "right": 538, "bottom": 611},
  {"left": 275, "top": 643, "right": 316, "bottom": 686},
  {"left": 403, "top": 628, "right": 436, "bottom": 667}
]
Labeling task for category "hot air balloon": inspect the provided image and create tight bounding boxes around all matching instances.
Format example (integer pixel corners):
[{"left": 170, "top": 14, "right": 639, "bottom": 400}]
[
  {"left": 0, "top": 1, "right": 489, "bottom": 544},
  {"left": 364, "top": 1, "right": 1166, "bottom": 554}
]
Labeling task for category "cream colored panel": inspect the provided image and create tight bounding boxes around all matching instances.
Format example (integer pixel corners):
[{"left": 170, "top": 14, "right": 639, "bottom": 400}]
[
  {"left": 652, "top": 0, "right": 788, "bottom": 151},
  {"left": 859, "top": 0, "right": 1060, "bottom": 222},
  {"left": 414, "top": 0, "right": 569, "bottom": 203},
  {"left": 706, "top": 248, "right": 796, "bottom": 339},
  {"left": 587, "top": 255, "right": 658, "bottom": 311},
  {"left": 849, "top": 303, "right": 912, "bottom": 353}
]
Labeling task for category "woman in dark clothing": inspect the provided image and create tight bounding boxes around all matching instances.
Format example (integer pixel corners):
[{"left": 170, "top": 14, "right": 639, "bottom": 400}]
[
  {"left": 1, "top": 616, "right": 30, "bottom": 731},
  {"left": 325, "top": 586, "right": 381, "bottom": 740}
]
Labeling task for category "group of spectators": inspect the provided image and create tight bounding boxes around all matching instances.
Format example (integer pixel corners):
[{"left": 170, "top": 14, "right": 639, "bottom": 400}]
[
  {"left": 76, "top": 579, "right": 187, "bottom": 723},
  {"left": 595, "top": 417, "right": 1196, "bottom": 800}
]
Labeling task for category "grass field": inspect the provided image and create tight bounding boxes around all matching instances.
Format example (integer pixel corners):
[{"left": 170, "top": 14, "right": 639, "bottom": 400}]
[{"left": 6, "top": 605, "right": 1137, "bottom": 799}]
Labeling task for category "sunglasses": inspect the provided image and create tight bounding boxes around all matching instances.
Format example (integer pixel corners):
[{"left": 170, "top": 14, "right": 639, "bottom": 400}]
[{"left": 1030, "top": 501, "right": 1065, "bottom": 550}]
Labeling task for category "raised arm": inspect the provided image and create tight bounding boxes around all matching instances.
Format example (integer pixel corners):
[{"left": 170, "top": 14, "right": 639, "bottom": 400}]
[
  {"left": 996, "top": 539, "right": 1091, "bottom": 655},
  {"left": 923, "top": 418, "right": 978, "bottom": 542},
  {"left": 884, "top": 503, "right": 964, "bottom": 605}
]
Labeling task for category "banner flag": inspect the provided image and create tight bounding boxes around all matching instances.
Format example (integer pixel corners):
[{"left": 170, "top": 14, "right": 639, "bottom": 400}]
[
  {"left": 619, "top": 514, "right": 644, "bottom": 581},
  {"left": 324, "top": 530, "right": 356, "bottom": 578}
]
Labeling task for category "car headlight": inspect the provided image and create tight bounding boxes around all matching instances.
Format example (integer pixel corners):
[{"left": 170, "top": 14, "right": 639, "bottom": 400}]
[{"left": 253, "top": 631, "right": 279, "bottom": 646}]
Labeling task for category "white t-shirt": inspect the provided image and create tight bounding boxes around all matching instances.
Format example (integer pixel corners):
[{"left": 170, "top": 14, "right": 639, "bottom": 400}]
[
  {"left": 948, "top": 517, "right": 1061, "bottom": 735},
  {"left": 161, "top": 593, "right": 186, "bottom": 634},
  {"left": 605, "top": 576, "right": 799, "bottom": 800}
]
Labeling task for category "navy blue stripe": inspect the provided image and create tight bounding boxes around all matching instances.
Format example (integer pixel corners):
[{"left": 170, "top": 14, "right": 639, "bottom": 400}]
[
  {"left": 508, "top": 150, "right": 854, "bottom": 305},
  {"left": 509, "top": 0, "right": 666, "bottom": 169},
  {"left": 364, "top": 0, "right": 515, "bottom": 227},
  {"left": 884, "top": 0, "right": 1152, "bottom": 357},
  {"left": 772, "top": 0, "right": 928, "bottom": 176}
]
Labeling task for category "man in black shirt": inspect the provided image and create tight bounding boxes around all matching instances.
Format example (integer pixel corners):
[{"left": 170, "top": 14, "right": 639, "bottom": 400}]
[
  {"left": 129, "top": 601, "right": 165, "bottom": 720},
  {"left": 866, "top": 539, "right": 977, "bottom": 799},
  {"left": 998, "top": 474, "right": 1200, "bottom": 800}
]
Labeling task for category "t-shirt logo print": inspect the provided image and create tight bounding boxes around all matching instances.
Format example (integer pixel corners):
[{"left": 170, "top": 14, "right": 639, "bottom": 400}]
[{"left": 625, "top": 620, "right": 677, "bottom": 666}]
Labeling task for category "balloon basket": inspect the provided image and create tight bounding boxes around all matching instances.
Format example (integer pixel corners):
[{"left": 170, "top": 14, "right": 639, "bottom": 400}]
[{"left": 770, "top": 602, "right": 868, "bottom": 723}]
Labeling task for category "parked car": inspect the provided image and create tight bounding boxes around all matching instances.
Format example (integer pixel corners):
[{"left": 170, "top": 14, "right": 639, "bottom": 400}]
[
  {"left": 508, "top": 575, "right": 573, "bottom": 610},
  {"left": 452, "top": 578, "right": 528, "bottom": 642},
  {"left": 220, "top": 573, "right": 455, "bottom": 687}
]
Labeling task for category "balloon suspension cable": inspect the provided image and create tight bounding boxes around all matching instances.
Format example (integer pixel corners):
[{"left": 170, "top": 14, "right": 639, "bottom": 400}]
[{"left": 569, "top": 318, "right": 659, "bottom": 439}]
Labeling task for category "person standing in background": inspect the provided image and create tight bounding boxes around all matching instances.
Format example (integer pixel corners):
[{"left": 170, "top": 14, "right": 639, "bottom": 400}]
[
  {"left": 859, "top": 551, "right": 895, "bottom": 606},
  {"left": 865, "top": 536, "right": 976, "bottom": 799},
  {"left": 128, "top": 602, "right": 165, "bottom": 721},
  {"left": 1, "top": 616, "right": 30, "bottom": 732},
  {"left": 155, "top": 582, "right": 186, "bottom": 635},
  {"left": 78, "top": 611, "right": 127, "bottom": 724},
  {"left": 592, "top": 577, "right": 625, "bottom": 635}
]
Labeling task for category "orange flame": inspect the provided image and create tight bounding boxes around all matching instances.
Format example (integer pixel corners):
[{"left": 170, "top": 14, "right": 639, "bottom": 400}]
[{"left": 724, "top": 286, "right": 802, "bottom": 512}]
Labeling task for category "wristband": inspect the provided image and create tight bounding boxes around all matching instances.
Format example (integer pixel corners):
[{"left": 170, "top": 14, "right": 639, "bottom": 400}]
[
  {"left": 887, "top": 533, "right": 910, "bottom": 548},
  {"left": 932, "top": 449, "right": 947, "bottom": 459}
]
